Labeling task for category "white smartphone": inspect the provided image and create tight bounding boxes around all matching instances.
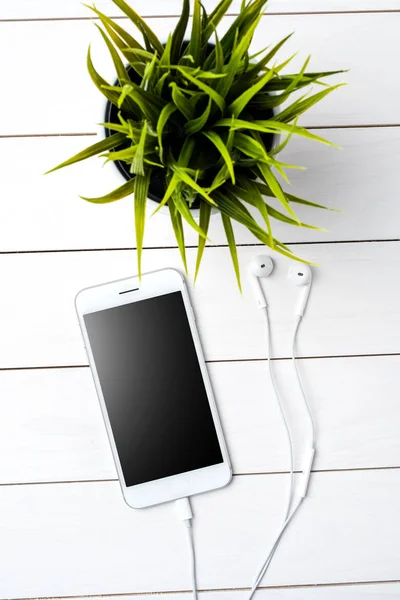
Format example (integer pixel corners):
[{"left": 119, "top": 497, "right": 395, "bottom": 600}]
[{"left": 75, "top": 268, "right": 232, "bottom": 508}]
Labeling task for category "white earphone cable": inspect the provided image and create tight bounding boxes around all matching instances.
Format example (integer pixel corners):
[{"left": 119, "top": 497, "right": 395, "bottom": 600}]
[
  {"left": 247, "top": 497, "right": 304, "bottom": 599},
  {"left": 292, "top": 316, "right": 316, "bottom": 447},
  {"left": 243, "top": 308, "right": 296, "bottom": 599},
  {"left": 172, "top": 265, "right": 316, "bottom": 600},
  {"left": 247, "top": 308, "right": 316, "bottom": 599},
  {"left": 262, "top": 307, "right": 295, "bottom": 519}
]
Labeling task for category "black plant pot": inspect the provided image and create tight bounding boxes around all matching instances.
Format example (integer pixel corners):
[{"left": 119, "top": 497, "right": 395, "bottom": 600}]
[{"left": 103, "top": 43, "right": 276, "bottom": 208}]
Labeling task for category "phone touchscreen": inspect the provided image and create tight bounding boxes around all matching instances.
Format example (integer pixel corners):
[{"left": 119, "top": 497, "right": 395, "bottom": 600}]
[{"left": 84, "top": 291, "right": 223, "bottom": 487}]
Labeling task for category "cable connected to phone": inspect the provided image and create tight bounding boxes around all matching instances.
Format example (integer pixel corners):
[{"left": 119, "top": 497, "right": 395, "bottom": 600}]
[{"left": 175, "top": 497, "right": 198, "bottom": 600}]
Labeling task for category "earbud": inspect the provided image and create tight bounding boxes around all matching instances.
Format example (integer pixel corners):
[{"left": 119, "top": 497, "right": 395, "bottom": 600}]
[
  {"left": 248, "top": 255, "right": 274, "bottom": 309},
  {"left": 288, "top": 264, "right": 313, "bottom": 318}
]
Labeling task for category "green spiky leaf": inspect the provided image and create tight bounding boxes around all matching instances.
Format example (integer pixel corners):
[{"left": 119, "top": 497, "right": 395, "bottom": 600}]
[
  {"left": 80, "top": 178, "right": 134, "bottom": 204},
  {"left": 110, "top": 0, "right": 164, "bottom": 54},
  {"left": 238, "top": 33, "right": 294, "bottom": 87},
  {"left": 187, "top": 0, "right": 202, "bottom": 65},
  {"left": 177, "top": 67, "right": 225, "bottom": 111},
  {"left": 232, "top": 178, "right": 273, "bottom": 247},
  {"left": 203, "top": 0, "right": 234, "bottom": 44},
  {"left": 86, "top": 46, "right": 121, "bottom": 107},
  {"left": 202, "top": 131, "right": 235, "bottom": 183},
  {"left": 170, "top": 82, "right": 194, "bottom": 119},
  {"left": 169, "top": 198, "right": 188, "bottom": 274},
  {"left": 134, "top": 170, "right": 151, "bottom": 278},
  {"left": 157, "top": 102, "right": 178, "bottom": 162},
  {"left": 94, "top": 24, "right": 131, "bottom": 85},
  {"left": 172, "top": 166, "right": 218, "bottom": 206},
  {"left": 232, "top": 179, "right": 322, "bottom": 230},
  {"left": 276, "top": 84, "right": 345, "bottom": 123},
  {"left": 173, "top": 193, "right": 209, "bottom": 240},
  {"left": 131, "top": 120, "right": 148, "bottom": 175},
  {"left": 194, "top": 201, "right": 212, "bottom": 282},
  {"left": 171, "top": 0, "right": 190, "bottom": 63},
  {"left": 45, "top": 133, "right": 125, "bottom": 174},
  {"left": 185, "top": 98, "right": 212, "bottom": 134},
  {"left": 85, "top": 4, "right": 144, "bottom": 51},
  {"left": 221, "top": 213, "right": 242, "bottom": 291}
]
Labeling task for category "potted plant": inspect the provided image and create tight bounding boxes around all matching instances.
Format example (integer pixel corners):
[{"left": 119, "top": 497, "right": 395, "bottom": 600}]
[{"left": 47, "top": 0, "right": 344, "bottom": 288}]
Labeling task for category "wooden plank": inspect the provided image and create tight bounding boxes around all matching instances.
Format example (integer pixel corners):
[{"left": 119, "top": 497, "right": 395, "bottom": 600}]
[
  {"left": 0, "top": 13, "right": 398, "bottom": 135},
  {"left": 56, "top": 583, "right": 400, "bottom": 600},
  {"left": 2, "top": 0, "right": 398, "bottom": 20},
  {"left": 0, "top": 470, "right": 399, "bottom": 597},
  {"left": 1, "top": 355, "right": 400, "bottom": 485},
  {"left": 1, "top": 127, "right": 399, "bottom": 252},
  {"left": 0, "top": 243, "right": 399, "bottom": 368}
]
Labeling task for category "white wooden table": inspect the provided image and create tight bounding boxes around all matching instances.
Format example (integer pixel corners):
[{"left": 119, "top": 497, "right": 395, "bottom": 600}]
[{"left": 1, "top": 0, "right": 400, "bottom": 598}]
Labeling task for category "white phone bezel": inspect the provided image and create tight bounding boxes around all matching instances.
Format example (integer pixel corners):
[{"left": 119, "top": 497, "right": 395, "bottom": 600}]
[{"left": 75, "top": 268, "right": 232, "bottom": 508}]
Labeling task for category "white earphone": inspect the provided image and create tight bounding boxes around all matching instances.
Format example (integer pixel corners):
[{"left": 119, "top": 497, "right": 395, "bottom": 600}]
[
  {"left": 248, "top": 255, "right": 274, "bottom": 309},
  {"left": 246, "top": 255, "right": 315, "bottom": 600},
  {"left": 288, "top": 264, "right": 313, "bottom": 318},
  {"left": 249, "top": 255, "right": 313, "bottom": 317}
]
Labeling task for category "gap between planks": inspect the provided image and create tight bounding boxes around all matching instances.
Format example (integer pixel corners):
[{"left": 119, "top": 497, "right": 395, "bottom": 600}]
[
  {"left": 2, "top": 123, "right": 400, "bottom": 139},
  {"left": 1, "top": 238, "right": 400, "bottom": 256},
  {"left": 1, "top": 9, "right": 399, "bottom": 23},
  {"left": 1, "top": 464, "right": 400, "bottom": 489},
  {"left": 2, "top": 350, "right": 400, "bottom": 372},
  {"left": 10, "top": 578, "right": 400, "bottom": 600}
]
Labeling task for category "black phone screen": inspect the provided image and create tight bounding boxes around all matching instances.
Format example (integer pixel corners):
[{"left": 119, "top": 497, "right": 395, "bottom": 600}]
[{"left": 83, "top": 291, "right": 223, "bottom": 487}]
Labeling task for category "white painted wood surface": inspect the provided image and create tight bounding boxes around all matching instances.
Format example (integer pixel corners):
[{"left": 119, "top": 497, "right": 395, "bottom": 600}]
[
  {"left": 1, "top": 12, "right": 399, "bottom": 136},
  {"left": 0, "top": 1, "right": 399, "bottom": 598},
  {"left": 2, "top": 0, "right": 399, "bottom": 20},
  {"left": 1, "top": 243, "right": 399, "bottom": 368},
  {"left": 1, "top": 470, "right": 400, "bottom": 598},
  {"left": 1, "top": 355, "right": 400, "bottom": 485},
  {"left": 2, "top": 127, "right": 399, "bottom": 252}
]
